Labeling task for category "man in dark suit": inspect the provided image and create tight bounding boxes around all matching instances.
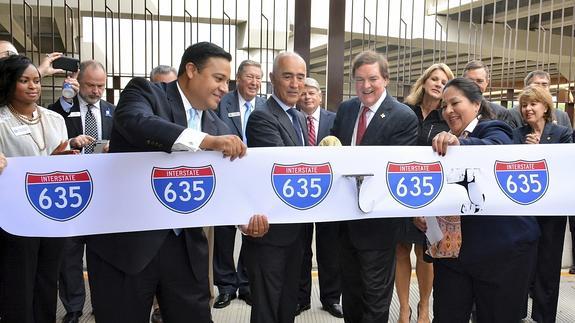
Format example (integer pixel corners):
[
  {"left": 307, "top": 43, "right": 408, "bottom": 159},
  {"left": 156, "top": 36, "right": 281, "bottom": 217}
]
[
  {"left": 331, "top": 51, "right": 418, "bottom": 323},
  {"left": 85, "top": 42, "right": 268, "bottom": 323},
  {"left": 463, "top": 60, "right": 515, "bottom": 126},
  {"left": 294, "top": 77, "right": 342, "bottom": 318},
  {"left": 48, "top": 60, "right": 114, "bottom": 323},
  {"left": 213, "top": 60, "right": 266, "bottom": 309},
  {"left": 508, "top": 70, "right": 573, "bottom": 129},
  {"left": 244, "top": 51, "right": 308, "bottom": 323}
]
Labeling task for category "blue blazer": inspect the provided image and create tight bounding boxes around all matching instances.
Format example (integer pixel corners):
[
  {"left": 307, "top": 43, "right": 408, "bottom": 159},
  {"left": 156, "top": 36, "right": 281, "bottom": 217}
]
[
  {"left": 316, "top": 108, "right": 336, "bottom": 144},
  {"left": 88, "top": 78, "right": 231, "bottom": 279},
  {"left": 217, "top": 90, "right": 266, "bottom": 139},
  {"left": 513, "top": 122, "right": 573, "bottom": 144},
  {"left": 331, "top": 94, "right": 418, "bottom": 250},
  {"left": 458, "top": 120, "right": 540, "bottom": 264}
]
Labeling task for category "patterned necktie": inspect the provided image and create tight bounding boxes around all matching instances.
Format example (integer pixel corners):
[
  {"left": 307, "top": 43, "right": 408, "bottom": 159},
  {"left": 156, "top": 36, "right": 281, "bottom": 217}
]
[
  {"left": 307, "top": 115, "right": 316, "bottom": 146},
  {"left": 355, "top": 106, "right": 370, "bottom": 145},
  {"left": 286, "top": 108, "right": 303, "bottom": 146},
  {"left": 242, "top": 101, "right": 252, "bottom": 143},
  {"left": 84, "top": 104, "right": 98, "bottom": 154}
]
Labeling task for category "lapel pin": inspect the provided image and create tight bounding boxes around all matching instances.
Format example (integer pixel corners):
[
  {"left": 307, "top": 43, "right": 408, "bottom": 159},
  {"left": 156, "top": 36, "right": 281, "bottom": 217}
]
[{"left": 380, "top": 113, "right": 386, "bottom": 119}]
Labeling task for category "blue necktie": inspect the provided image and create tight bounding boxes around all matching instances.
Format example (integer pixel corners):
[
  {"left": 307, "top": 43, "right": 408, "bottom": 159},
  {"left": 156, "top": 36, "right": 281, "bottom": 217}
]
[
  {"left": 286, "top": 108, "right": 303, "bottom": 146},
  {"left": 175, "top": 109, "right": 201, "bottom": 236},
  {"left": 242, "top": 101, "right": 252, "bottom": 143}
]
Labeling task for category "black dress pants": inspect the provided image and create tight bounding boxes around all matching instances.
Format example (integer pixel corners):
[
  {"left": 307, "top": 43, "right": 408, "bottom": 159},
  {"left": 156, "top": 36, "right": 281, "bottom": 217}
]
[
  {"left": 530, "top": 216, "right": 567, "bottom": 323},
  {"left": 339, "top": 227, "right": 396, "bottom": 323},
  {"left": 244, "top": 237, "right": 303, "bottom": 323},
  {"left": 213, "top": 225, "right": 250, "bottom": 295},
  {"left": 0, "top": 229, "right": 64, "bottom": 323},
  {"left": 298, "top": 222, "right": 341, "bottom": 306},
  {"left": 87, "top": 232, "right": 212, "bottom": 323},
  {"left": 433, "top": 241, "right": 537, "bottom": 323},
  {"left": 59, "top": 236, "right": 90, "bottom": 314}
]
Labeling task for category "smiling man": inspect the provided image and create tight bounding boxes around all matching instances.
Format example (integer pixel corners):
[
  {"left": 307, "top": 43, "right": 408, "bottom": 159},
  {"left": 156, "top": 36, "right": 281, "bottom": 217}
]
[
  {"left": 85, "top": 42, "right": 268, "bottom": 323},
  {"left": 331, "top": 50, "right": 418, "bottom": 323},
  {"left": 244, "top": 51, "right": 309, "bottom": 323}
]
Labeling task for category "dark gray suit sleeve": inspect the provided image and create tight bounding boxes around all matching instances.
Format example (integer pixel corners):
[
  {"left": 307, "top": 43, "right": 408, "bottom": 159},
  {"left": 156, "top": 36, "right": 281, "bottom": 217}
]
[
  {"left": 245, "top": 109, "right": 286, "bottom": 148},
  {"left": 113, "top": 78, "right": 185, "bottom": 152}
]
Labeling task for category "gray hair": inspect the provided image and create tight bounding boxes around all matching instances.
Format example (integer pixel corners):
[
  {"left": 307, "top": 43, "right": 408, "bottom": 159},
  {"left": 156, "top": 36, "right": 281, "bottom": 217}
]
[
  {"left": 272, "top": 51, "right": 305, "bottom": 74},
  {"left": 78, "top": 60, "right": 106, "bottom": 81},
  {"left": 304, "top": 77, "right": 321, "bottom": 91},
  {"left": 237, "top": 60, "right": 262, "bottom": 76},
  {"left": 150, "top": 65, "right": 177, "bottom": 81}
]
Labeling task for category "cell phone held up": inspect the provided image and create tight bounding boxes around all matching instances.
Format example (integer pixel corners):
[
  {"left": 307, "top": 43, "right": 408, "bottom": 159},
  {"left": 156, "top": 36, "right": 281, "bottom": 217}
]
[{"left": 53, "top": 56, "right": 80, "bottom": 72}]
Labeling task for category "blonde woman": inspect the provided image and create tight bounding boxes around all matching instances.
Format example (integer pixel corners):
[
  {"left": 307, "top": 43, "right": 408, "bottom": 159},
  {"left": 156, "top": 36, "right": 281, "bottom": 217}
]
[{"left": 396, "top": 63, "right": 454, "bottom": 323}]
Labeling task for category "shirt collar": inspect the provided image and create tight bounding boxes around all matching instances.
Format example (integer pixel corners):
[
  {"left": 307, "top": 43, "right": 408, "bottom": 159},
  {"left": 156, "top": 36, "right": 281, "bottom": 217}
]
[
  {"left": 78, "top": 95, "right": 100, "bottom": 110},
  {"left": 272, "top": 93, "right": 296, "bottom": 113},
  {"left": 177, "top": 81, "right": 203, "bottom": 120},
  {"left": 238, "top": 92, "right": 256, "bottom": 110},
  {"left": 463, "top": 117, "right": 479, "bottom": 134},
  {"left": 307, "top": 106, "right": 321, "bottom": 120},
  {"left": 361, "top": 89, "right": 387, "bottom": 112}
]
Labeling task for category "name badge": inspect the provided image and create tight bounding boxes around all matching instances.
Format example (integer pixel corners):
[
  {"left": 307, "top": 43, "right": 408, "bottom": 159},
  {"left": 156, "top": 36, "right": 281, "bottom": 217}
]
[
  {"left": 228, "top": 112, "right": 241, "bottom": 118},
  {"left": 68, "top": 111, "right": 81, "bottom": 118},
  {"left": 11, "top": 125, "right": 31, "bottom": 136}
]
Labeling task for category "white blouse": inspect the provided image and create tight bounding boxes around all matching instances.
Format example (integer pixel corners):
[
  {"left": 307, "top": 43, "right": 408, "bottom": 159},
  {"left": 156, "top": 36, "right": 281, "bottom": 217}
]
[{"left": 0, "top": 105, "right": 68, "bottom": 157}]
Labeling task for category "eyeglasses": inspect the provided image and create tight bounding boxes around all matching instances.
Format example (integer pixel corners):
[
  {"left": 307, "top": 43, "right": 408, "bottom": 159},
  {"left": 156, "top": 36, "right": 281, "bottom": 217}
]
[{"left": 0, "top": 50, "right": 18, "bottom": 58}]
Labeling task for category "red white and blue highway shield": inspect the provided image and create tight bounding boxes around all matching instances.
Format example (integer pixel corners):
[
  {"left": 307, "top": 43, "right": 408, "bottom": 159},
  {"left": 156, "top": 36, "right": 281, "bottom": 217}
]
[
  {"left": 387, "top": 162, "right": 444, "bottom": 209},
  {"left": 271, "top": 163, "right": 333, "bottom": 210},
  {"left": 494, "top": 160, "right": 549, "bottom": 205},
  {"left": 151, "top": 166, "right": 215, "bottom": 214},
  {"left": 25, "top": 170, "right": 93, "bottom": 221}
]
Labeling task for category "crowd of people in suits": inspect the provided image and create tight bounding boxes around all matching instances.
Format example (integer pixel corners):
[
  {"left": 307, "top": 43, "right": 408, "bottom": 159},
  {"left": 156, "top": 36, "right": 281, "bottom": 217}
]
[{"left": 0, "top": 38, "right": 575, "bottom": 323}]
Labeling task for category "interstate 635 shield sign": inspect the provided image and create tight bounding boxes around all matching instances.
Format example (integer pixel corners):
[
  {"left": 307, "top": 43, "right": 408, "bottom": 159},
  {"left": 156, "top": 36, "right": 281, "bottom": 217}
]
[
  {"left": 387, "top": 162, "right": 444, "bottom": 208},
  {"left": 494, "top": 160, "right": 549, "bottom": 205},
  {"left": 152, "top": 166, "right": 215, "bottom": 213},
  {"left": 271, "top": 163, "right": 333, "bottom": 210},
  {"left": 25, "top": 170, "right": 93, "bottom": 221}
]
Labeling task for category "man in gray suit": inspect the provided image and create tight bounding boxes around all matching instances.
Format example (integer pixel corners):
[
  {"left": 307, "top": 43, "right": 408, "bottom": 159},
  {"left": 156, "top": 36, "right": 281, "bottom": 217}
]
[
  {"left": 463, "top": 60, "right": 514, "bottom": 126},
  {"left": 295, "top": 77, "right": 342, "bottom": 318},
  {"left": 509, "top": 70, "right": 572, "bottom": 129},
  {"left": 213, "top": 60, "right": 266, "bottom": 308}
]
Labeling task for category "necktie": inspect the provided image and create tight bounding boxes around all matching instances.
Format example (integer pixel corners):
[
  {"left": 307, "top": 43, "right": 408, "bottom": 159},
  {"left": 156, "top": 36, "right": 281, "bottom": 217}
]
[
  {"left": 242, "top": 101, "right": 252, "bottom": 142},
  {"left": 355, "top": 106, "right": 370, "bottom": 145},
  {"left": 188, "top": 109, "right": 201, "bottom": 131},
  {"left": 307, "top": 115, "right": 316, "bottom": 146},
  {"left": 84, "top": 105, "right": 98, "bottom": 154},
  {"left": 286, "top": 108, "right": 303, "bottom": 146}
]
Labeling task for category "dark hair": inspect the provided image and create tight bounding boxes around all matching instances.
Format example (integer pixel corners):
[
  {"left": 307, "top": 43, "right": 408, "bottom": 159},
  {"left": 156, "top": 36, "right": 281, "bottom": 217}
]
[
  {"left": 177, "top": 42, "right": 232, "bottom": 77},
  {"left": 524, "top": 70, "right": 550, "bottom": 86},
  {"left": 0, "top": 55, "right": 37, "bottom": 106},
  {"left": 443, "top": 77, "right": 494, "bottom": 120}
]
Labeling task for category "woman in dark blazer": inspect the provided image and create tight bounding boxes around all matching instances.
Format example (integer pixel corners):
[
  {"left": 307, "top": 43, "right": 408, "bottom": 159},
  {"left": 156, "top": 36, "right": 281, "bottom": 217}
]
[
  {"left": 513, "top": 85, "right": 572, "bottom": 323},
  {"left": 397, "top": 63, "right": 453, "bottom": 323},
  {"left": 416, "top": 77, "right": 540, "bottom": 323}
]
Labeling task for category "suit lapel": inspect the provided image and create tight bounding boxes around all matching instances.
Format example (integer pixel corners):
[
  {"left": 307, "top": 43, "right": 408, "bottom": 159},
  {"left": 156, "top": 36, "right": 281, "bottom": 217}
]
[
  {"left": 228, "top": 91, "right": 243, "bottom": 135},
  {"left": 166, "top": 81, "right": 188, "bottom": 127},
  {"left": 541, "top": 123, "right": 554, "bottom": 143},
  {"left": 317, "top": 109, "right": 330, "bottom": 141},
  {"left": 201, "top": 110, "right": 218, "bottom": 136},
  {"left": 361, "top": 95, "right": 392, "bottom": 145},
  {"left": 99, "top": 101, "right": 114, "bottom": 139},
  {"left": 68, "top": 98, "right": 83, "bottom": 136},
  {"left": 268, "top": 97, "right": 300, "bottom": 146}
]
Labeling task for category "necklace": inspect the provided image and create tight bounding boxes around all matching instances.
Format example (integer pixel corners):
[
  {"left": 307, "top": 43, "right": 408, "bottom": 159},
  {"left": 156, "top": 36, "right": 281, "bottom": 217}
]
[
  {"left": 7, "top": 103, "right": 41, "bottom": 125},
  {"left": 7, "top": 104, "right": 47, "bottom": 151}
]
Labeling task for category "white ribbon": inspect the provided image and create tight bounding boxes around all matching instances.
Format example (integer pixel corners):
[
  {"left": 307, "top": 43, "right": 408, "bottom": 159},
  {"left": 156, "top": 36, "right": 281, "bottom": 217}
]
[{"left": 0, "top": 144, "right": 571, "bottom": 237}]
